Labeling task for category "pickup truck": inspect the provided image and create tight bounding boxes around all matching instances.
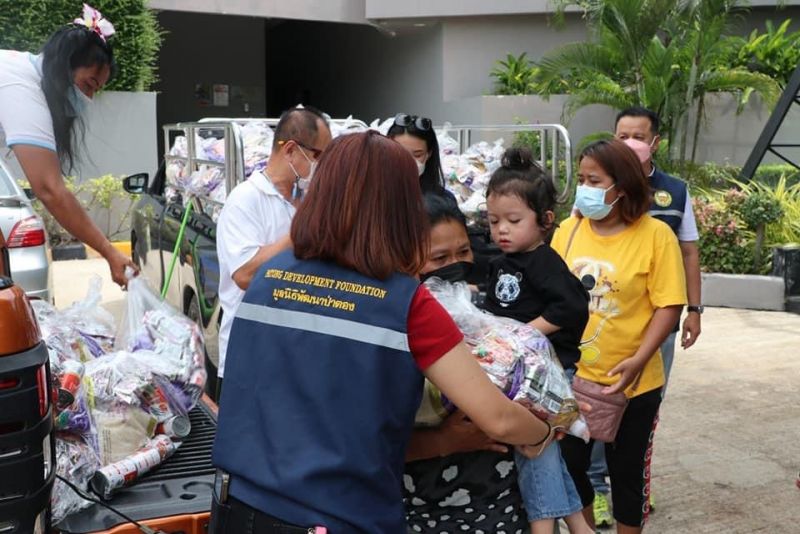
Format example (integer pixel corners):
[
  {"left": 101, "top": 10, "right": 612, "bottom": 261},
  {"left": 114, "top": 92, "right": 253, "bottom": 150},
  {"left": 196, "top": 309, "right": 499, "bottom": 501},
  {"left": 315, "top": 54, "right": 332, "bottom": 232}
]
[
  {"left": 1, "top": 224, "right": 218, "bottom": 534},
  {"left": 52, "top": 396, "right": 218, "bottom": 534}
]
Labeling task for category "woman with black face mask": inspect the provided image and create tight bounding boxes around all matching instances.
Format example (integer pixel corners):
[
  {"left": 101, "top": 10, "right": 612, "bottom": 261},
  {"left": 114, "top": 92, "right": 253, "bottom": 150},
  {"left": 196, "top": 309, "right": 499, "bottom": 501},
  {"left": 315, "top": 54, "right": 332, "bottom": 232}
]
[
  {"left": 0, "top": 4, "right": 136, "bottom": 287},
  {"left": 419, "top": 193, "right": 475, "bottom": 283},
  {"left": 404, "top": 192, "right": 531, "bottom": 534}
]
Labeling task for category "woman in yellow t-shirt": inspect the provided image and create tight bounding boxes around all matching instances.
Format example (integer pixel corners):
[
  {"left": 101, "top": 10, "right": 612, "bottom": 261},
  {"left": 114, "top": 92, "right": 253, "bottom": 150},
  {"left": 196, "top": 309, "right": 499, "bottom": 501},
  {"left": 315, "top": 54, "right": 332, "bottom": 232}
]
[{"left": 551, "top": 139, "right": 686, "bottom": 533}]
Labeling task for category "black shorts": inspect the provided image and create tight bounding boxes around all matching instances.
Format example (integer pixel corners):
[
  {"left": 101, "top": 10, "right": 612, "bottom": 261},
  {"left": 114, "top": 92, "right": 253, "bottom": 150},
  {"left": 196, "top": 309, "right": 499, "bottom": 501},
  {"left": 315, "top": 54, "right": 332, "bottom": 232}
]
[{"left": 559, "top": 387, "right": 662, "bottom": 527}]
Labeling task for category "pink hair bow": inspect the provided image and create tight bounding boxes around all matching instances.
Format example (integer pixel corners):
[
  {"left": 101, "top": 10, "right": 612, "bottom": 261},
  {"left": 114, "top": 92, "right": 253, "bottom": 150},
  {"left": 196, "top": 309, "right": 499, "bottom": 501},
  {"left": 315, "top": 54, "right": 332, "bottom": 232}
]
[{"left": 74, "top": 3, "right": 115, "bottom": 42}]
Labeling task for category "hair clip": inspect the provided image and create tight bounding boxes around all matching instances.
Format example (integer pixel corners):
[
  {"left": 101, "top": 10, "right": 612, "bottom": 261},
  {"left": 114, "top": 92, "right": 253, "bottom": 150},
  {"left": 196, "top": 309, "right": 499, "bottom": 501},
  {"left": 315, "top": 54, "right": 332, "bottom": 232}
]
[{"left": 73, "top": 3, "right": 115, "bottom": 42}]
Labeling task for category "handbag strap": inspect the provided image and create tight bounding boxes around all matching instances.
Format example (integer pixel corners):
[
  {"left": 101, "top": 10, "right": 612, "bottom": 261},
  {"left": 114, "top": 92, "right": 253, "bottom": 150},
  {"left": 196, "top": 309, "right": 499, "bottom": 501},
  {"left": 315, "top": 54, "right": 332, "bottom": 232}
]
[{"left": 564, "top": 217, "right": 583, "bottom": 259}]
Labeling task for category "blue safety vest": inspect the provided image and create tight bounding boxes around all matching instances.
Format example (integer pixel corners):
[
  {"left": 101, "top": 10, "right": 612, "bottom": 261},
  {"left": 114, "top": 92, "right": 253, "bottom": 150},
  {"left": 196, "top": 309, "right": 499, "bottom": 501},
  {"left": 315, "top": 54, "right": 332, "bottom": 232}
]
[
  {"left": 649, "top": 167, "right": 688, "bottom": 235},
  {"left": 212, "top": 251, "right": 423, "bottom": 533}
]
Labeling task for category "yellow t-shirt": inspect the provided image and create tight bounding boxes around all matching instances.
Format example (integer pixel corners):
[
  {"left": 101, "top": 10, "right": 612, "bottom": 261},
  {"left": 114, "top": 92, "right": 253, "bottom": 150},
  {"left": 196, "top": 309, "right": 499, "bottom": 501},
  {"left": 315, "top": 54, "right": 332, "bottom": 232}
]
[{"left": 551, "top": 215, "right": 687, "bottom": 397}]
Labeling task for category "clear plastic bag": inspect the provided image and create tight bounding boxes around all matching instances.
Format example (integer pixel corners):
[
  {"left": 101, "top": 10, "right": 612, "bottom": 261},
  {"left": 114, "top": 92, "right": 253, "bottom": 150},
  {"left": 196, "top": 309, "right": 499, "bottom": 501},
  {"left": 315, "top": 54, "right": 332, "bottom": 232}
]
[
  {"left": 436, "top": 123, "right": 461, "bottom": 156},
  {"left": 51, "top": 437, "right": 101, "bottom": 523},
  {"left": 32, "top": 277, "right": 116, "bottom": 362},
  {"left": 424, "top": 278, "right": 588, "bottom": 440},
  {"left": 116, "top": 273, "right": 207, "bottom": 403}
]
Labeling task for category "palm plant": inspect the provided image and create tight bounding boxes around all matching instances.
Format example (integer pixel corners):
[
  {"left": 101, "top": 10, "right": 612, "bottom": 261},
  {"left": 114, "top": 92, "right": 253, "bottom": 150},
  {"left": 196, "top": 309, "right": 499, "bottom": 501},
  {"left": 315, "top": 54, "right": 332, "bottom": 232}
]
[
  {"left": 670, "top": 0, "right": 781, "bottom": 162},
  {"left": 490, "top": 53, "right": 538, "bottom": 95},
  {"left": 730, "top": 19, "right": 800, "bottom": 87},
  {"left": 538, "top": 0, "right": 687, "bottom": 139},
  {"left": 538, "top": 0, "right": 781, "bottom": 164}
]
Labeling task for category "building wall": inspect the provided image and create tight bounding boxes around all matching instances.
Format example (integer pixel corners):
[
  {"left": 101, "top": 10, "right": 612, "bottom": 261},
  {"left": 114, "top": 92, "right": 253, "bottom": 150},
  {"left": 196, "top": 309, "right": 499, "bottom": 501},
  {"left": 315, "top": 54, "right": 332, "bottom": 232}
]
[
  {"left": 366, "top": 0, "right": 800, "bottom": 19},
  {"left": 441, "top": 14, "right": 587, "bottom": 102},
  {"left": 79, "top": 92, "right": 159, "bottom": 180},
  {"left": 152, "top": 6, "right": 800, "bottom": 168},
  {"left": 154, "top": 11, "right": 267, "bottom": 137},
  {"left": 264, "top": 20, "right": 444, "bottom": 120},
  {"left": 366, "top": 0, "right": 555, "bottom": 19},
  {"left": 150, "top": 0, "right": 367, "bottom": 24}
]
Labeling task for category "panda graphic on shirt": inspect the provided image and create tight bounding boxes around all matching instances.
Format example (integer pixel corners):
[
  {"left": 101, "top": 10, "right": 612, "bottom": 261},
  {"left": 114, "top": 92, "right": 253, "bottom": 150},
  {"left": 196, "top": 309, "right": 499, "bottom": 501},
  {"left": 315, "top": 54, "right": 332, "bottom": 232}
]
[{"left": 494, "top": 270, "right": 523, "bottom": 307}]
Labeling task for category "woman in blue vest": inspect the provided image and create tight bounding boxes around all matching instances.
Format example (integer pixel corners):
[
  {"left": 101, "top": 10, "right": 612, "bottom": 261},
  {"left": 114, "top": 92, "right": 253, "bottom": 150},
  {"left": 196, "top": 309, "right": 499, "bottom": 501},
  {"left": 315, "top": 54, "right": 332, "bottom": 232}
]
[{"left": 211, "top": 131, "right": 554, "bottom": 534}]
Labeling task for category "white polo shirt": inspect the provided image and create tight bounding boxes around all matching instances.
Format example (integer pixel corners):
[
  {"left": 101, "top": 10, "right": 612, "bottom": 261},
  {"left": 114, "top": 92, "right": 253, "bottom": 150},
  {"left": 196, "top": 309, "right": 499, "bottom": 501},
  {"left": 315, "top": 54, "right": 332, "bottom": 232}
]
[
  {"left": 0, "top": 50, "right": 57, "bottom": 152},
  {"left": 216, "top": 171, "right": 295, "bottom": 377}
]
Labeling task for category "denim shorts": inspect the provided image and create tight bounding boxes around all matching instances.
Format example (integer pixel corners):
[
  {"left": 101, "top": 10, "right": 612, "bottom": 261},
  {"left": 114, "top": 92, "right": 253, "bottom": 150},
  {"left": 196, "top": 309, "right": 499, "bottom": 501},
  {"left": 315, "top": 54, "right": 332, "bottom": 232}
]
[{"left": 515, "top": 440, "right": 584, "bottom": 521}]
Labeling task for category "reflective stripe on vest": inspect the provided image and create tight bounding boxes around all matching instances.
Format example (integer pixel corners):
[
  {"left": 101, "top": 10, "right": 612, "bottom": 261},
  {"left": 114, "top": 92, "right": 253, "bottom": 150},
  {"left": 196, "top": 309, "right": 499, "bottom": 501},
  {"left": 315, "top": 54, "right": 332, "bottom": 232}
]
[{"left": 236, "top": 301, "right": 410, "bottom": 352}]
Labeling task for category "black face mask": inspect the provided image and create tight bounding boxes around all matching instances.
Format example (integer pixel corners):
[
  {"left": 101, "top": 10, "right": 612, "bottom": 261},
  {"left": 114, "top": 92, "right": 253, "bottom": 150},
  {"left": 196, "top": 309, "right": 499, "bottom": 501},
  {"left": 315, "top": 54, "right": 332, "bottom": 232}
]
[{"left": 421, "top": 261, "right": 475, "bottom": 284}]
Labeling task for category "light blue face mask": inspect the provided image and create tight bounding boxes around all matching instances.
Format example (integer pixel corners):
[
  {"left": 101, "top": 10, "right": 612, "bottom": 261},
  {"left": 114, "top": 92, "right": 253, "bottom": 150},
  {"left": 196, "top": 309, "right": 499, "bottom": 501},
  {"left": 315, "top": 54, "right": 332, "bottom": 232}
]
[
  {"left": 575, "top": 184, "right": 619, "bottom": 220},
  {"left": 67, "top": 84, "right": 93, "bottom": 116}
]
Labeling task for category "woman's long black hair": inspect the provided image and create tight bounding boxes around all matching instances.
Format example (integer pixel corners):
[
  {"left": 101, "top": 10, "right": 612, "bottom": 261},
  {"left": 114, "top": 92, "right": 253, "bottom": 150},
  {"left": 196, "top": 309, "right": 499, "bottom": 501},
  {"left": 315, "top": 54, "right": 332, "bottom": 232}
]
[
  {"left": 40, "top": 25, "right": 115, "bottom": 173},
  {"left": 387, "top": 117, "right": 447, "bottom": 194}
]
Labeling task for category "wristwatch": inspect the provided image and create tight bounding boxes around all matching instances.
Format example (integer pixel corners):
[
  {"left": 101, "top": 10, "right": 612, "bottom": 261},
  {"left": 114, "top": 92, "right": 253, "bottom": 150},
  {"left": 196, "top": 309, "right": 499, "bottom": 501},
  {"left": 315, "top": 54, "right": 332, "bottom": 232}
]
[{"left": 687, "top": 305, "right": 704, "bottom": 314}]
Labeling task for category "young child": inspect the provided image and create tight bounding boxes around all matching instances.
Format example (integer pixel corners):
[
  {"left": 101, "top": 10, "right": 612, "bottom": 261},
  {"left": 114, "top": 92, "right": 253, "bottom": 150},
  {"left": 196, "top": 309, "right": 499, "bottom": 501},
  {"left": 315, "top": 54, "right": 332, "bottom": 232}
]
[{"left": 483, "top": 147, "right": 593, "bottom": 534}]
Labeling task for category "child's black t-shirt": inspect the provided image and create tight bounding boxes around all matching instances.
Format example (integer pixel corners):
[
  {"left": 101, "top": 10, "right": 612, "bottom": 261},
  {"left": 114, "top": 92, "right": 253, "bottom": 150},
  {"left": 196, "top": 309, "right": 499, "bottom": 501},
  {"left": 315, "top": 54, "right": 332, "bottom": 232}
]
[{"left": 482, "top": 245, "right": 589, "bottom": 370}]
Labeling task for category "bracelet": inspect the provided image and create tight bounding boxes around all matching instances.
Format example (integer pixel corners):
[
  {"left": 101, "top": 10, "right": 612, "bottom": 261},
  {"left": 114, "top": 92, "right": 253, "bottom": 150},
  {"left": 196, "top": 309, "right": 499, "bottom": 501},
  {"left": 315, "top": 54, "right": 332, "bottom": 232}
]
[{"left": 530, "top": 419, "right": 553, "bottom": 447}]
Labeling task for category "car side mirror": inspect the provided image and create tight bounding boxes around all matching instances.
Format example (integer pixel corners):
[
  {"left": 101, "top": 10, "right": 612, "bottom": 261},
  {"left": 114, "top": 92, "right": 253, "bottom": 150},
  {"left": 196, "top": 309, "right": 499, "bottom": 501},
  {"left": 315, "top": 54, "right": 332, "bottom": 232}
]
[
  {"left": 23, "top": 188, "right": 35, "bottom": 200},
  {"left": 123, "top": 172, "right": 149, "bottom": 194}
]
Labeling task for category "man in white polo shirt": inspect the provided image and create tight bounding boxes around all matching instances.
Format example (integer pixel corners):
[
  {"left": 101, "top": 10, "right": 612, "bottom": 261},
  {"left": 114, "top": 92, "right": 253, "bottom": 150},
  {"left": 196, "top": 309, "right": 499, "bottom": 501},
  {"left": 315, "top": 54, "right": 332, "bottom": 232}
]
[{"left": 215, "top": 106, "right": 332, "bottom": 394}]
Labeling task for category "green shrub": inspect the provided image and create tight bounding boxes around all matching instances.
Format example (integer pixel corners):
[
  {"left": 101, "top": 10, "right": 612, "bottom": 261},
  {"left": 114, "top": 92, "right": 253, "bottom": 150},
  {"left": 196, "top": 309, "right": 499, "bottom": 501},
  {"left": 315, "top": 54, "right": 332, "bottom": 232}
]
[
  {"left": 693, "top": 195, "right": 758, "bottom": 274},
  {"left": 490, "top": 53, "right": 538, "bottom": 95},
  {"left": 694, "top": 176, "right": 800, "bottom": 274},
  {"left": 753, "top": 164, "right": 800, "bottom": 187},
  {"left": 730, "top": 19, "right": 800, "bottom": 88},
  {"left": 19, "top": 174, "right": 135, "bottom": 245},
  {"left": 0, "top": 0, "right": 163, "bottom": 91},
  {"left": 729, "top": 175, "right": 800, "bottom": 246},
  {"left": 738, "top": 192, "right": 784, "bottom": 270}
]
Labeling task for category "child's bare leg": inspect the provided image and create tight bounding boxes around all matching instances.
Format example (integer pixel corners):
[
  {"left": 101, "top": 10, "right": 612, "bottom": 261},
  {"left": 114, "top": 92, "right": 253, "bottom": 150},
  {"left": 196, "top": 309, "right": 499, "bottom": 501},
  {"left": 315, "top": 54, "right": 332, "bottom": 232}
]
[
  {"left": 530, "top": 518, "right": 556, "bottom": 534},
  {"left": 564, "top": 510, "right": 595, "bottom": 534}
]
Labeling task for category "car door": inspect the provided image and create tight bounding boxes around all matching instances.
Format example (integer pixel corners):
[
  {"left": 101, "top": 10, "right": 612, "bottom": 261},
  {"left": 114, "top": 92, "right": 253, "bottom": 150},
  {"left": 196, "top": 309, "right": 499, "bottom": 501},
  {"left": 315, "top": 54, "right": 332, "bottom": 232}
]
[{"left": 130, "top": 163, "right": 168, "bottom": 286}]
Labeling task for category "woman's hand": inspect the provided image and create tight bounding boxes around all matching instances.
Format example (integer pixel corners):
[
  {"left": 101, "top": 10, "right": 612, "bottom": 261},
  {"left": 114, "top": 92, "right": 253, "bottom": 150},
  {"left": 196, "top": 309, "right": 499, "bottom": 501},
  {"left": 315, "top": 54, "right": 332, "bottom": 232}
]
[
  {"left": 435, "top": 410, "right": 509, "bottom": 456},
  {"left": 603, "top": 355, "right": 646, "bottom": 395},
  {"left": 104, "top": 246, "right": 138, "bottom": 287},
  {"left": 13, "top": 145, "right": 138, "bottom": 288}
]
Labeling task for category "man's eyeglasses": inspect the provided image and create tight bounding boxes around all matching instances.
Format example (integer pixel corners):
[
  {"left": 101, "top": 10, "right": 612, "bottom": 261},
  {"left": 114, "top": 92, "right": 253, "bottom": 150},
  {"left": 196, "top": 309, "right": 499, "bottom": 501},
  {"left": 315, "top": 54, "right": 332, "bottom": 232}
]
[
  {"left": 394, "top": 113, "right": 432, "bottom": 132},
  {"left": 278, "top": 139, "right": 323, "bottom": 159}
]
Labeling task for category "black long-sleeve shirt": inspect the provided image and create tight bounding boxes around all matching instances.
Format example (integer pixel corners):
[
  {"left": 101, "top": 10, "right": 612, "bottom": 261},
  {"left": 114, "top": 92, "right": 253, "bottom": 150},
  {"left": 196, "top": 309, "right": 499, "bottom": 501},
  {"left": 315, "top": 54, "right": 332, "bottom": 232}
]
[{"left": 482, "top": 245, "right": 589, "bottom": 370}]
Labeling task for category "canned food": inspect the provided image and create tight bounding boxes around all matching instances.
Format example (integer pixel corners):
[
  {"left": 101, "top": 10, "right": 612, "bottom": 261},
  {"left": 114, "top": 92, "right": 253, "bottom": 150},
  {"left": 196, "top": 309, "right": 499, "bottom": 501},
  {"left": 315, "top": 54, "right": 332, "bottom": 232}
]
[
  {"left": 56, "top": 360, "right": 84, "bottom": 410},
  {"left": 90, "top": 435, "right": 177, "bottom": 499},
  {"left": 155, "top": 415, "right": 191, "bottom": 440}
]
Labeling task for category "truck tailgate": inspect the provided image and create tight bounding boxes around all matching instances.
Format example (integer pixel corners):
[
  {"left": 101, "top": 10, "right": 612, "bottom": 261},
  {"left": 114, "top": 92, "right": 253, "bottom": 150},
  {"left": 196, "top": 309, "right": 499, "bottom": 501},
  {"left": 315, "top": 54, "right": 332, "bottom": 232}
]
[{"left": 55, "top": 400, "right": 217, "bottom": 534}]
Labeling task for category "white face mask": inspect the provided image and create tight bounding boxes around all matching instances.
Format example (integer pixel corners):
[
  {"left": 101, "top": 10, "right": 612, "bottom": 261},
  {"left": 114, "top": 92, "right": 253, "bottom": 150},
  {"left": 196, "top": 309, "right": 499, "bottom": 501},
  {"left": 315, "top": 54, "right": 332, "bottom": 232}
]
[
  {"left": 289, "top": 147, "right": 317, "bottom": 200},
  {"left": 68, "top": 84, "right": 93, "bottom": 116},
  {"left": 416, "top": 159, "right": 426, "bottom": 176}
]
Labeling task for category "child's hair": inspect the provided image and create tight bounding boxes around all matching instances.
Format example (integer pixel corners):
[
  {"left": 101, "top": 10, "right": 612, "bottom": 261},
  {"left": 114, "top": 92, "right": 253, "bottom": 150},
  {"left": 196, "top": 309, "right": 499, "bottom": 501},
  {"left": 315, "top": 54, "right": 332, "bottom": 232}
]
[
  {"left": 486, "top": 147, "right": 557, "bottom": 232},
  {"left": 423, "top": 191, "right": 467, "bottom": 229}
]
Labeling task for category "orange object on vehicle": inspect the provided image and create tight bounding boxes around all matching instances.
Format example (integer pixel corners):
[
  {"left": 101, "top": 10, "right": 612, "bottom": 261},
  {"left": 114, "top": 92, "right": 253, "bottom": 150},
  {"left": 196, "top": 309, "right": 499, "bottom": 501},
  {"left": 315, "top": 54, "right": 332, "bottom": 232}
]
[
  {"left": 0, "top": 228, "right": 56, "bottom": 533},
  {"left": 87, "top": 512, "right": 210, "bottom": 534}
]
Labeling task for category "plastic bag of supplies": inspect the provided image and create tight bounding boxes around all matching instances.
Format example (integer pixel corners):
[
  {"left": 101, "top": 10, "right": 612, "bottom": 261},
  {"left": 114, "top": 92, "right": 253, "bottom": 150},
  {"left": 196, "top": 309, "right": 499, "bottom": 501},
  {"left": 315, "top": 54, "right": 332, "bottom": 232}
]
[{"left": 416, "top": 278, "right": 589, "bottom": 441}]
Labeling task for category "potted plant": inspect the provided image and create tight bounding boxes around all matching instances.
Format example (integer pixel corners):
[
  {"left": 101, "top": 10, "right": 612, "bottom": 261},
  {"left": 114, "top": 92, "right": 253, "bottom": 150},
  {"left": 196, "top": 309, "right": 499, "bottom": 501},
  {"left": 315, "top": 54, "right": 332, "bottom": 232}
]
[{"left": 20, "top": 174, "right": 135, "bottom": 261}]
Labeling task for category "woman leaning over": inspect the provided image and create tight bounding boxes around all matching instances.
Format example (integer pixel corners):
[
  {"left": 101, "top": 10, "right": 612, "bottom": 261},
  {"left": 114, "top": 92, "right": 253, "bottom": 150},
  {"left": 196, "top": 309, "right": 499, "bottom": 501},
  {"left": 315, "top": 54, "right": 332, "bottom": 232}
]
[
  {"left": 210, "top": 131, "right": 554, "bottom": 534},
  {"left": 0, "top": 4, "right": 135, "bottom": 286},
  {"left": 552, "top": 139, "right": 686, "bottom": 534}
]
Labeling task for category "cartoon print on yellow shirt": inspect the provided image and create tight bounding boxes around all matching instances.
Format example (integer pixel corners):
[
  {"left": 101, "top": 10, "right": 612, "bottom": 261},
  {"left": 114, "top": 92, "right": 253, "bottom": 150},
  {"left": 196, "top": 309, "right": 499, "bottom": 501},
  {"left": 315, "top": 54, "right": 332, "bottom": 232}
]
[{"left": 571, "top": 256, "right": 620, "bottom": 365}]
